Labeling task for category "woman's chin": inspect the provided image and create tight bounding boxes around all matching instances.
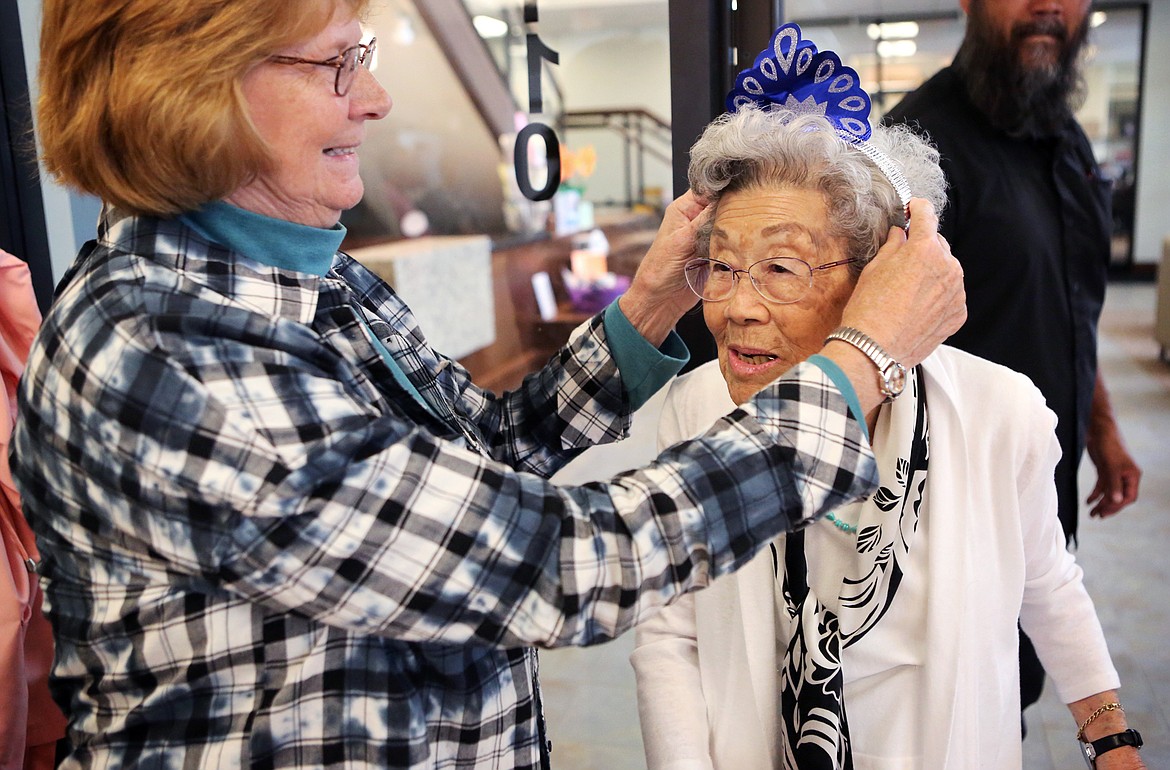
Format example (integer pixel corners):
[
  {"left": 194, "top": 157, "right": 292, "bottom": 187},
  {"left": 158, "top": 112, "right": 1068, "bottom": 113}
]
[
  {"left": 727, "top": 376, "right": 772, "bottom": 405},
  {"left": 333, "top": 184, "right": 365, "bottom": 213}
]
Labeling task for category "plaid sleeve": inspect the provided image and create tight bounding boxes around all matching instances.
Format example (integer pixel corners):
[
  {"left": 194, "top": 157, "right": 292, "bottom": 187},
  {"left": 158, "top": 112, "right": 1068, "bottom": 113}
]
[
  {"left": 206, "top": 358, "right": 876, "bottom": 650},
  {"left": 441, "top": 314, "right": 633, "bottom": 478},
  {"left": 18, "top": 268, "right": 876, "bottom": 651}
]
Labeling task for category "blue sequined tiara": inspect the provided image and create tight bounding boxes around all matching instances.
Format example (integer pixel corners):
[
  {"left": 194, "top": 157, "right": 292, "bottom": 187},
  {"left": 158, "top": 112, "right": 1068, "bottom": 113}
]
[{"left": 727, "top": 23, "right": 912, "bottom": 226}]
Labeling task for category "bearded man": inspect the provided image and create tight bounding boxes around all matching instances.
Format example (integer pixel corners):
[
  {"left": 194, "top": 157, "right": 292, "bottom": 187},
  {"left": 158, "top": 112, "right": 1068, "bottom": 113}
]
[{"left": 885, "top": 0, "right": 1141, "bottom": 717}]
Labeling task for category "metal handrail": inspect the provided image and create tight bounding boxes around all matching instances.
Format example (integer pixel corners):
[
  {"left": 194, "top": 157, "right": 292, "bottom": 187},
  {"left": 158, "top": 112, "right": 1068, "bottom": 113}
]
[{"left": 563, "top": 108, "right": 673, "bottom": 209}]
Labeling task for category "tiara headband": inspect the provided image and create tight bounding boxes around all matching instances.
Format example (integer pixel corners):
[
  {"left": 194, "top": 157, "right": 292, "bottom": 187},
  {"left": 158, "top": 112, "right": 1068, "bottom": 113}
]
[{"left": 726, "top": 23, "right": 912, "bottom": 227}]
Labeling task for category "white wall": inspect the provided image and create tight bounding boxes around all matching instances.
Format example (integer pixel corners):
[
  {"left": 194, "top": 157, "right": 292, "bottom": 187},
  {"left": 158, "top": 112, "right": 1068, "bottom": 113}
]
[
  {"left": 552, "top": 23, "right": 674, "bottom": 210},
  {"left": 1133, "top": 1, "right": 1170, "bottom": 265}
]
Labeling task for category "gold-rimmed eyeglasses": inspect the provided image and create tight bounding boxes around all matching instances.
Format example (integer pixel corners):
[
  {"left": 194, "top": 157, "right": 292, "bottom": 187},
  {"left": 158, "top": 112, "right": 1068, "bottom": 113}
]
[
  {"left": 269, "top": 38, "right": 377, "bottom": 97},
  {"left": 684, "top": 255, "right": 861, "bottom": 305}
]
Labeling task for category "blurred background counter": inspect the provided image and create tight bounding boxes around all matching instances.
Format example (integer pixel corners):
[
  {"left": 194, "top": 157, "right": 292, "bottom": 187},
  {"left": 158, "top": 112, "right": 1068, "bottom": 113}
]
[{"left": 350, "top": 214, "right": 659, "bottom": 394}]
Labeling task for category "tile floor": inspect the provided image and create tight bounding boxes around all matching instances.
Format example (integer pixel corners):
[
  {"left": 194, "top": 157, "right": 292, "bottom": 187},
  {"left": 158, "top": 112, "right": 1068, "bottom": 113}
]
[{"left": 542, "top": 281, "right": 1170, "bottom": 769}]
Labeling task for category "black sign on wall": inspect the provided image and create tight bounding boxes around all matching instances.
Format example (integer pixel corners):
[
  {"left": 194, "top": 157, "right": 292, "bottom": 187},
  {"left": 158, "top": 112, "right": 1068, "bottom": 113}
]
[{"left": 1, "top": 0, "right": 54, "bottom": 313}]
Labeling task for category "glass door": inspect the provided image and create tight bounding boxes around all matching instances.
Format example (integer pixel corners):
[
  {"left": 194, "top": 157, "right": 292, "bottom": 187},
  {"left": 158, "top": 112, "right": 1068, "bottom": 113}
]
[{"left": 787, "top": 2, "right": 1147, "bottom": 271}]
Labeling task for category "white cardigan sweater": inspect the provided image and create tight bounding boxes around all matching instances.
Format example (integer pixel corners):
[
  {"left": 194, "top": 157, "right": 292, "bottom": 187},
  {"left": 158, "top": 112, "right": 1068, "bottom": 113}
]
[{"left": 631, "top": 347, "right": 1119, "bottom": 770}]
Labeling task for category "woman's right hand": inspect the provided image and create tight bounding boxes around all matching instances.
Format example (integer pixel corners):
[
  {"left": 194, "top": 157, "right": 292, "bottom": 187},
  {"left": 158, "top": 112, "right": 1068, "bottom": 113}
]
[
  {"left": 838, "top": 197, "right": 966, "bottom": 368},
  {"left": 618, "top": 190, "right": 713, "bottom": 347}
]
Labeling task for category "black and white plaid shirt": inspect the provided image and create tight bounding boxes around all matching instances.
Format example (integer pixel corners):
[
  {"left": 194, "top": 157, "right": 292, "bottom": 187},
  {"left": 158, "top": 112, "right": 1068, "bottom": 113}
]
[{"left": 13, "top": 209, "right": 875, "bottom": 769}]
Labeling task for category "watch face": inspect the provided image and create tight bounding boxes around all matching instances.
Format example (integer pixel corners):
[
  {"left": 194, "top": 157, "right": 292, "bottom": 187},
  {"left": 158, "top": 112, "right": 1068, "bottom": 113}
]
[
  {"left": 1080, "top": 741, "right": 1096, "bottom": 768},
  {"left": 883, "top": 362, "right": 907, "bottom": 396}
]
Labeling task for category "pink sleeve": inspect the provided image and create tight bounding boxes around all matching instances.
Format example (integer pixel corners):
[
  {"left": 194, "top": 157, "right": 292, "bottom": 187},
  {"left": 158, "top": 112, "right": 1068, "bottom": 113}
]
[{"left": 0, "top": 249, "right": 66, "bottom": 765}]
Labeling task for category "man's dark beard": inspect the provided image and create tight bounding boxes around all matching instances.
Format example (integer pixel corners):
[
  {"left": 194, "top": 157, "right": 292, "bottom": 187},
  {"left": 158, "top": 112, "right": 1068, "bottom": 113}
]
[{"left": 953, "top": 1, "right": 1089, "bottom": 138}]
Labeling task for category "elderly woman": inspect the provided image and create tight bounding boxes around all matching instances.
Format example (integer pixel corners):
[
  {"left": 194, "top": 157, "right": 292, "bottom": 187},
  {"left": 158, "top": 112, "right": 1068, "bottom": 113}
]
[
  {"left": 630, "top": 99, "right": 1144, "bottom": 769},
  {"left": 14, "top": 3, "right": 965, "bottom": 770}
]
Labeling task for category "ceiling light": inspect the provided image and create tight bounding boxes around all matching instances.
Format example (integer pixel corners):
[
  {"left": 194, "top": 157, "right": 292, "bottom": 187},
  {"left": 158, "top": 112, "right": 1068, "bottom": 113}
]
[
  {"left": 1090, "top": 11, "right": 1107, "bottom": 28},
  {"left": 473, "top": 15, "right": 509, "bottom": 39},
  {"left": 877, "top": 39, "right": 917, "bottom": 58},
  {"left": 867, "top": 21, "right": 920, "bottom": 40},
  {"left": 389, "top": 15, "right": 414, "bottom": 47}
]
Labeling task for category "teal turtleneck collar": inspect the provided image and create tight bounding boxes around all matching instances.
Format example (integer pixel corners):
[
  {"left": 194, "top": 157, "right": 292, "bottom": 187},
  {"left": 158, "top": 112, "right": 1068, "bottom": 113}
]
[
  {"left": 181, "top": 200, "right": 438, "bottom": 418},
  {"left": 179, "top": 201, "right": 346, "bottom": 277}
]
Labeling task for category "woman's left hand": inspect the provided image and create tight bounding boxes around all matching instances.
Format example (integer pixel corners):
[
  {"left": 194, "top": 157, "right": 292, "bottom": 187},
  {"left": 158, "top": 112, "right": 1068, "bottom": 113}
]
[{"left": 618, "top": 190, "right": 712, "bottom": 346}]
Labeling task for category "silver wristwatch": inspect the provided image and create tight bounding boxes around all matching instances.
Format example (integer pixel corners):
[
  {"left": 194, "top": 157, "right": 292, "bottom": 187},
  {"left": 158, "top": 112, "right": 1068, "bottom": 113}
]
[{"left": 824, "top": 326, "right": 906, "bottom": 401}]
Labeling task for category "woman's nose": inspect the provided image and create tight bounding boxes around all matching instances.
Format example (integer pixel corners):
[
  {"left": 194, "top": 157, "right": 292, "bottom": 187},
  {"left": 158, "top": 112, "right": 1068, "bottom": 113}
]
[
  {"left": 724, "top": 273, "right": 768, "bottom": 323},
  {"left": 352, "top": 67, "right": 392, "bottom": 120}
]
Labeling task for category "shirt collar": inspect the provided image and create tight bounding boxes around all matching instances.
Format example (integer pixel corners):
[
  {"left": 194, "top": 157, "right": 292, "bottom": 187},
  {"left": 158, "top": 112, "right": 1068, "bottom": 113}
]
[
  {"left": 179, "top": 201, "right": 346, "bottom": 277},
  {"left": 96, "top": 206, "right": 326, "bottom": 326}
]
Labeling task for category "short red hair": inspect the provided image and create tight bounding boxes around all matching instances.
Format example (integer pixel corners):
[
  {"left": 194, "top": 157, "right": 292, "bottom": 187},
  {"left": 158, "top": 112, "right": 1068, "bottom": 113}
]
[{"left": 37, "top": 0, "right": 369, "bottom": 216}]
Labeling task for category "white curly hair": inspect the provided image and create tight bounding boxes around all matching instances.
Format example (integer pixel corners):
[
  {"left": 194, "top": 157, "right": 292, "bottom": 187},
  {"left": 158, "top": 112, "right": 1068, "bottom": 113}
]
[{"left": 688, "top": 105, "right": 947, "bottom": 271}]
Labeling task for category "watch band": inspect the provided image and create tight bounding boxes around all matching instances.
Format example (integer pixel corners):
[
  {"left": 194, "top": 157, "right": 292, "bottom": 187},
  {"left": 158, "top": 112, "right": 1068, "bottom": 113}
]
[
  {"left": 1081, "top": 728, "right": 1143, "bottom": 767},
  {"left": 824, "top": 326, "right": 906, "bottom": 401}
]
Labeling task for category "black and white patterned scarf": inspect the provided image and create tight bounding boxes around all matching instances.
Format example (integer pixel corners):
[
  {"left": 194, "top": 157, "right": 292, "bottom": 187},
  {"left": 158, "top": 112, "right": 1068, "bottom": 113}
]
[{"left": 774, "top": 366, "right": 929, "bottom": 770}]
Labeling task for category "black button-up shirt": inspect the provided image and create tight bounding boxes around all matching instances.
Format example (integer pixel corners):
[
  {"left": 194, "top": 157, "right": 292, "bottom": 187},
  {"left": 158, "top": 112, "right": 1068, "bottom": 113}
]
[{"left": 886, "top": 67, "right": 1111, "bottom": 539}]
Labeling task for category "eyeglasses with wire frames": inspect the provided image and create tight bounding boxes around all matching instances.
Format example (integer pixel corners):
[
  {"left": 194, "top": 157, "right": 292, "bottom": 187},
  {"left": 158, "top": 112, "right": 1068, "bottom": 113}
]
[
  {"left": 684, "top": 255, "right": 861, "bottom": 305},
  {"left": 269, "top": 38, "right": 377, "bottom": 97}
]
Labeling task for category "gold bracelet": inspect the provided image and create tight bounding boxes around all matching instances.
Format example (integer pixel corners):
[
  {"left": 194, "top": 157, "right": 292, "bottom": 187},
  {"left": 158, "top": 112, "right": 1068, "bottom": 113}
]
[{"left": 1076, "top": 702, "right": 1124, "bottom": 741}]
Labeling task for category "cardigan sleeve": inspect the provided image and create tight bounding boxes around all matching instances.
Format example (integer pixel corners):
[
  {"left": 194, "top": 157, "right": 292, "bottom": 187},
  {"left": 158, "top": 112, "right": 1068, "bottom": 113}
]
[
  {"left": 629, "top": 376, "right": 722, "bottom": 769},
  {"left": 1016, "top": 393, "right": 1120, "bottom": 703},
  {"left": 631, "top": 591, "right": 716, "bottom": 770}
]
